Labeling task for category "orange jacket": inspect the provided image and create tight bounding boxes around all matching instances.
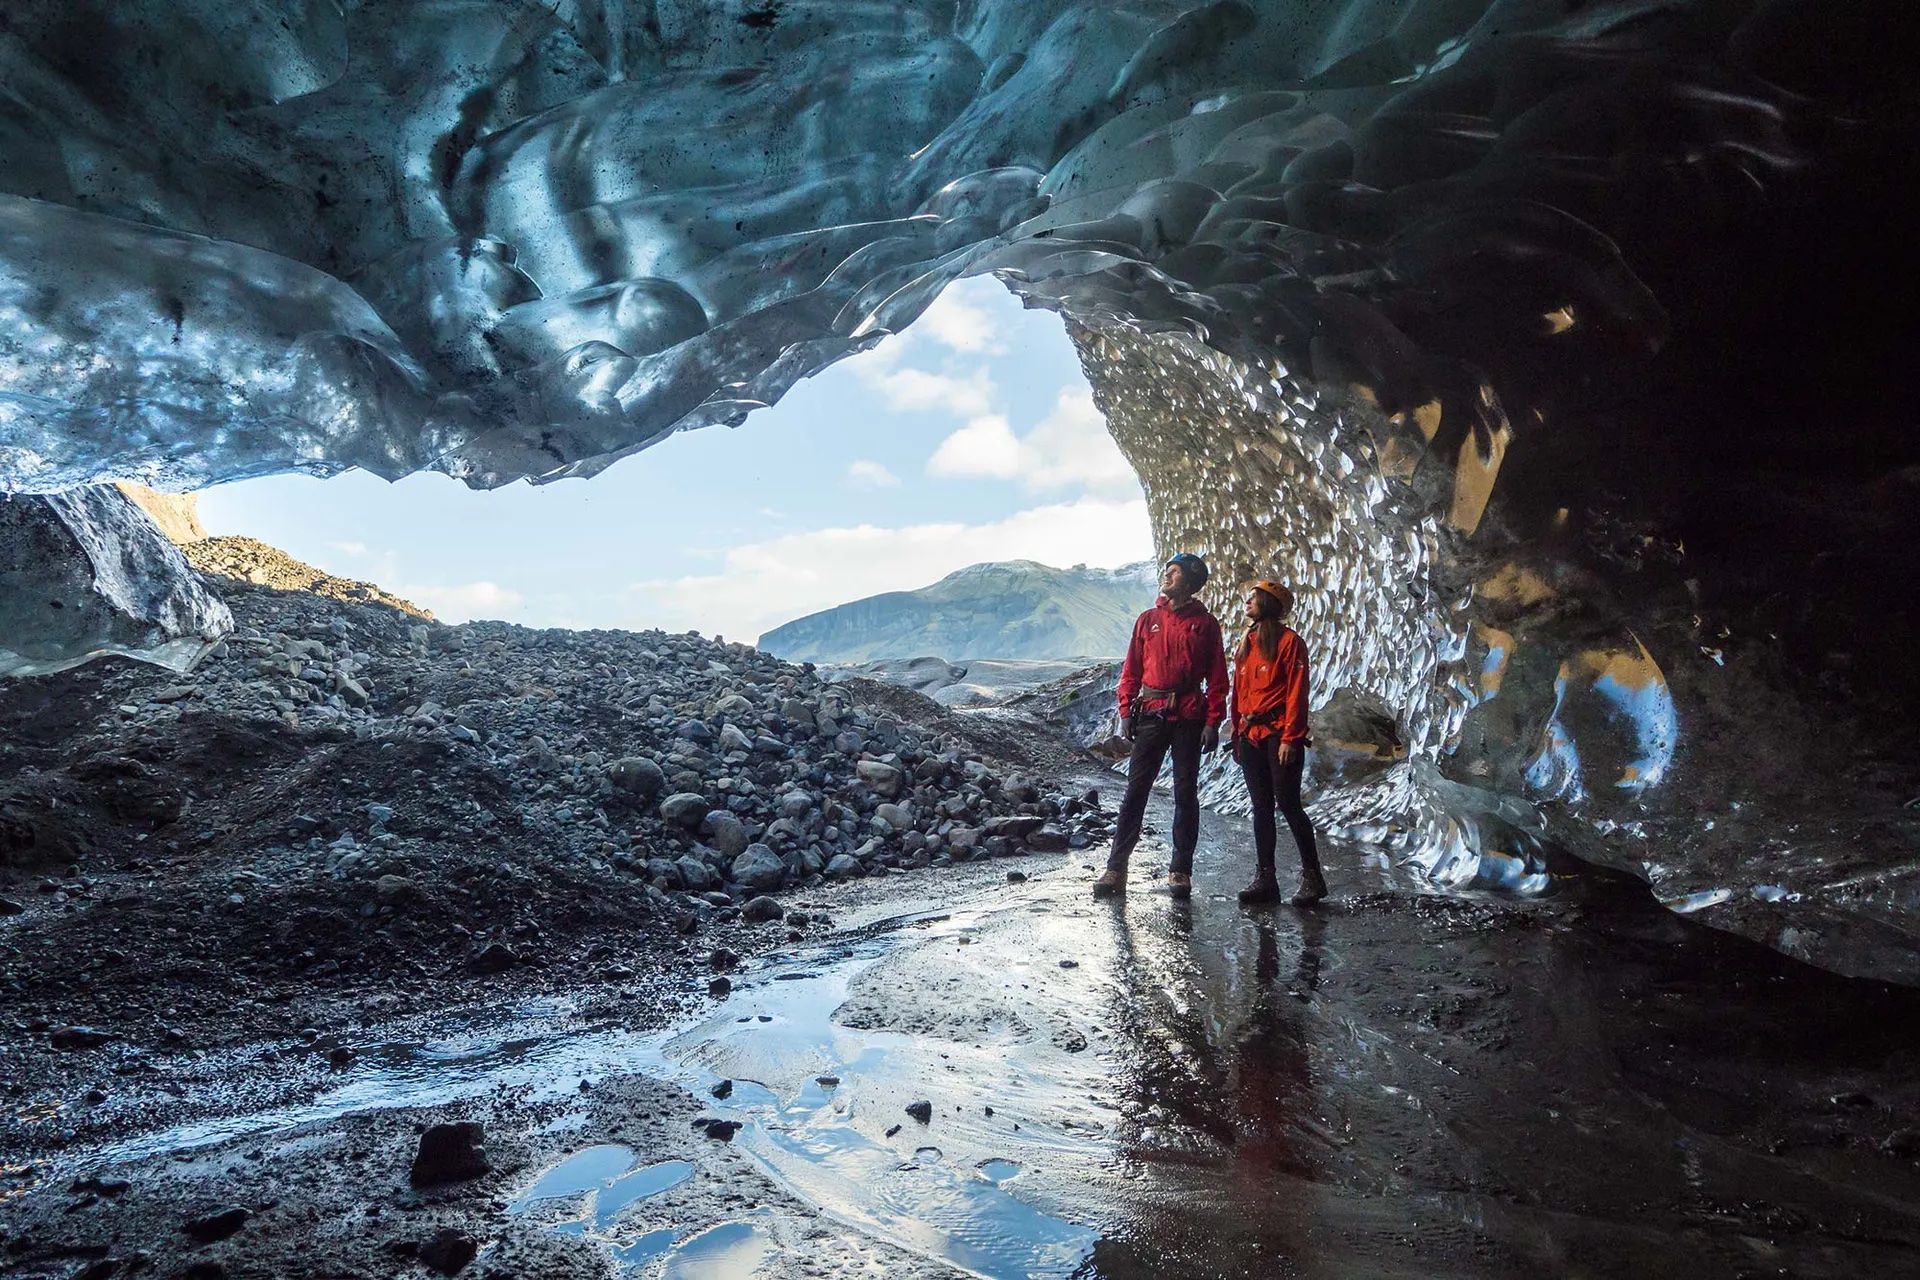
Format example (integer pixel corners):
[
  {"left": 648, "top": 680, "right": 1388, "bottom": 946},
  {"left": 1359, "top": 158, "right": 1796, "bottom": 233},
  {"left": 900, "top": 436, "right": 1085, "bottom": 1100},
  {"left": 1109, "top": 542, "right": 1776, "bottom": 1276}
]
[
  {"left": 1116, "top": 596, "right": 1228, "bottom": 726},
  {"left": 1229, "top": 626, "right": 1311, "bottom": 746}
]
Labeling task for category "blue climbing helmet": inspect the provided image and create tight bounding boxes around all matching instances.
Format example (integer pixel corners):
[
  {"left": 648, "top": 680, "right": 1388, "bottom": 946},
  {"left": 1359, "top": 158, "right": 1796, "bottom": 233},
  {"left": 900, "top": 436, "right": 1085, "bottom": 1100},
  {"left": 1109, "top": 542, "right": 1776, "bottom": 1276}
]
[{"left": 1165, "top": 552, "right": 1209, "bottom": 590}]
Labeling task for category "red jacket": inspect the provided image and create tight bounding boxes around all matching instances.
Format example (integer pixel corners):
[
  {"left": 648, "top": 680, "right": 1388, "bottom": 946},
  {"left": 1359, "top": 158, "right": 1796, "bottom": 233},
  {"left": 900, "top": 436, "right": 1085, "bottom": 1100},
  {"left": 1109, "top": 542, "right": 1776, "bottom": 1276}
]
[
  {"left": 1116, "top": 596, "right": 1228, "bottom": 727},
  {"left": 1228, "top": 626, "right": 1311, "bottom": 746}
]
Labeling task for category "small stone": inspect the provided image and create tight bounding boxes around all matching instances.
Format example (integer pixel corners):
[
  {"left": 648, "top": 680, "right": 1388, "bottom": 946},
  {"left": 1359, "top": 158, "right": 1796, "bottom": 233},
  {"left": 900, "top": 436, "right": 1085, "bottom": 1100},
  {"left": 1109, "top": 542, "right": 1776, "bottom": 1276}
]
[
  {"left": 410, "top": 1121, "right": 490, "bottom": 1187},
  {"left": 694, "top": 1117, "right": 742, "bottom": 1141},
  {"left": 659, "top": 793, "right": 709, "bottom": 827},
  {"left": 741, "top": 895, "right": 784, "bottom": 923},
  {"left": 905, "top": 1100, "right": 933, "bottom": 1124},
  {"left": 0, "top": 896, "right": 24, "bottom": 915},
  {"left": 704, "top": 811, "right": 750, "bottom": 858},
  {"left": 468, "top": 942, "right": 516, "bottom": 975},
  {"left": 1885, "top": 1129, "right": 1920, "bottom": 1159},
  {"left": 1058, "top": 959, "right": 1079, "bottom": 969},
  {"left": 708, "top": 975, "right": 732, "bottom": 997},
  {"left": 1006, "top": 871, "right": 1027, "bottom": 883},
  {"left": 418, "top": 1227, "right": 479, "bottom": 1276},
  {"left": 50, "top": 1025, "right": 114, "bottom": 1050},
  {"left": 183, "top": 1206, "right": 251, "bottom": 1244},
  {"left": 709, "top": 947, "right": 740, "bottom": 970},
  {"left": 710, "top": 1079, "right": 734, "bottom": 1100},
  {"left": 731, "top": 844, "right": 785, "bottom": 892},
  {"left": 608, "top": 756, "right": 667, "bottom": 799}
]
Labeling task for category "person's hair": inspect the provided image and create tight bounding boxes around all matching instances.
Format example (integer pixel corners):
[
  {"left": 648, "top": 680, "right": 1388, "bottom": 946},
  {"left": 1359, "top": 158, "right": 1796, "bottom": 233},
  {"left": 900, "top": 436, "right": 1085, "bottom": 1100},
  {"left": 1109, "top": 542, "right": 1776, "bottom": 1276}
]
[{"left": 1238, "top": 586, "right": 1292, "bottom": 662}]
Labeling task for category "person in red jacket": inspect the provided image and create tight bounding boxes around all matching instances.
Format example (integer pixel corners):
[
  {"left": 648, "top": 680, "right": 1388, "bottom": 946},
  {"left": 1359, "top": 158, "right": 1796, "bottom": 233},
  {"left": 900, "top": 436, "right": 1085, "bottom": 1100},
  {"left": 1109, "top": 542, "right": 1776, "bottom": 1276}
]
[
  {"left": 1094, "top": 552, "right": 1229, "bottom": 901},
  {"left": 1227, "top": 580, "right": 1324, "bottom": 905}
]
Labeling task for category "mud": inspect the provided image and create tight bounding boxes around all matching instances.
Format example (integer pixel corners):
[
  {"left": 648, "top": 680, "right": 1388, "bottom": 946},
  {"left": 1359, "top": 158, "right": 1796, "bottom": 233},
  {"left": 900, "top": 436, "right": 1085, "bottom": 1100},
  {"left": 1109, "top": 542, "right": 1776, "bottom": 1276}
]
[{"left": 6, "top": 776, "right": 1918, "bottom": 1279}]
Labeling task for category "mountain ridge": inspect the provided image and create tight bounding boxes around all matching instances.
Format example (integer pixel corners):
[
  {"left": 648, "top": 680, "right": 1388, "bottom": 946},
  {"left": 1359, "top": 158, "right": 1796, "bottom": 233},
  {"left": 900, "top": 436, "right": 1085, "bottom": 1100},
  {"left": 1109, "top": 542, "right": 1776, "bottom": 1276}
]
[{"left": 759, "top": 559, "right": 1157, "bottom": 664}]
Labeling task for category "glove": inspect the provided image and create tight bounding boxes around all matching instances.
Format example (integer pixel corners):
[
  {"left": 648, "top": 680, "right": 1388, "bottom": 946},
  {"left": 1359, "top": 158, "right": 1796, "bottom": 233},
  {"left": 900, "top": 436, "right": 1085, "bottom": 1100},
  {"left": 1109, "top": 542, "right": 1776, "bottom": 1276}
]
[
  {"left": 1122, "top": 714, "right": 1137, "bottom": 742},
  {"left": 1202, "top": 724, "right": 1220, "bottom": 753}
]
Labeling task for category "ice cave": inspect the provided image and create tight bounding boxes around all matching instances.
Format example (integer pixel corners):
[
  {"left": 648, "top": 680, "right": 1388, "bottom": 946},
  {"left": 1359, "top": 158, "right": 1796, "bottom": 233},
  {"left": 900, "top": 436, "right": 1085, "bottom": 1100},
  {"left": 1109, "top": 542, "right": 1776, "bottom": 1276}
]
[
  {"left": 3, "top": 5, "right": 1920, "bottom": 1272},
  {"left": 7, "top": 0, "right": 1912, "bottom": 977}
]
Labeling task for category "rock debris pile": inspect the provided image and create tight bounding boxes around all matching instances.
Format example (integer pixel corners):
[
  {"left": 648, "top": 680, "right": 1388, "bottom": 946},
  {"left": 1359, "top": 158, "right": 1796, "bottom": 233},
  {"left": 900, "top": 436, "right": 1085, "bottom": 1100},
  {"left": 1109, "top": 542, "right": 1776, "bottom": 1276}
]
[{"left": 0, "top": 559, "right": 1111, "bottom": 1058}]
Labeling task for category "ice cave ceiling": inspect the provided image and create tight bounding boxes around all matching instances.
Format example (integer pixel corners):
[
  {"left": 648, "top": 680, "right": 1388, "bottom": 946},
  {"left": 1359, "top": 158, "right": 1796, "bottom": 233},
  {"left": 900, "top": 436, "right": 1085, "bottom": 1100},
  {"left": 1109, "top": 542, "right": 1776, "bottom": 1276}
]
[{"left": 1, "top": 1, "right": 1916, "bottom": 979}]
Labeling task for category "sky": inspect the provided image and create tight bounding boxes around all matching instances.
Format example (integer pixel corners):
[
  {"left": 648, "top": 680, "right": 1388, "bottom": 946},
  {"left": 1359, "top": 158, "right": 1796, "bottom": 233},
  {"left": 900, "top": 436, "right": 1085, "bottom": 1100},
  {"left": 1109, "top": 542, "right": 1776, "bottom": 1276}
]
[{"left": 197, "top": 278, "right": 1154, "bottom": 643}]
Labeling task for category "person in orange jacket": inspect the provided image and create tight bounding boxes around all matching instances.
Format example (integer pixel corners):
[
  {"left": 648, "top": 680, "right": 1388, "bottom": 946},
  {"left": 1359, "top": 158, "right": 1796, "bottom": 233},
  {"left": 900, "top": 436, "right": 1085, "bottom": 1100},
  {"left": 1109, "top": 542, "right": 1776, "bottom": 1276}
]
[
  {"left": 1226, "top": 580, "right": 1324, "bottom": 905},
  {"left": 1094, "top": 553, "right": 1229, "bottom": 901}
]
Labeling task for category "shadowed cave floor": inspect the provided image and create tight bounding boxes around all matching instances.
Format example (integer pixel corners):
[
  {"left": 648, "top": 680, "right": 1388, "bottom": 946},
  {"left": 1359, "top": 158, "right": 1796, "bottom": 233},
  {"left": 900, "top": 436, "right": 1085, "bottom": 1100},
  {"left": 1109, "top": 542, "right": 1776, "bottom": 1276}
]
[{"left": 3, "top": 778, "right": 1919, "bottom": 1280}]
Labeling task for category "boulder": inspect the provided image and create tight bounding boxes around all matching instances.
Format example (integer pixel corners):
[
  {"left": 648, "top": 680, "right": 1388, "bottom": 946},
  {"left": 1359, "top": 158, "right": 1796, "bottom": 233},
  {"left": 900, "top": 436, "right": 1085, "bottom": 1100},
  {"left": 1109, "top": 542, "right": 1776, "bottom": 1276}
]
[
  {"left": 675, "top": 855, "right": 716, "bottom": 891},
  {"left": 410, "top": 1121, "right": 490, "bottom": 1186},
  {"left": 741, "top": 895, "right": 784, "bottom": 923},
  {"left": 856, "top": 760, "right": 903, "bottom": 797},
  {"left": 608, "top": 756, "right": 667, "bottom": 799},
  {"left": 703, "top": 810, "right": 750, "bottom": 857},
  {"left": 659, "top": 792, "right": 708, "bottom": 827},
  {"left": 824, "top": 853, "right": 862, "bottom": 880},
  {"left": 984, "top": 814, "right": 1044, "bottom": 839},
  {"left": 731, "top": 843, "right": 785, "bottom": 892}
]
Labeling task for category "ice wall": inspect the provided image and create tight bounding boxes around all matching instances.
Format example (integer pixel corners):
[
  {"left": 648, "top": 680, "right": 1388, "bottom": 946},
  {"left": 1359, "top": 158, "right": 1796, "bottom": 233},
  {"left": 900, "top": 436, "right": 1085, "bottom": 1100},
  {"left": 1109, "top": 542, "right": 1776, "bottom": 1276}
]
[
  {"left": 0, "top": 488, "right": 231, "bottom": 678},
  {"left": 0, "top": 1, "right": 1914, "bottom": 975}
]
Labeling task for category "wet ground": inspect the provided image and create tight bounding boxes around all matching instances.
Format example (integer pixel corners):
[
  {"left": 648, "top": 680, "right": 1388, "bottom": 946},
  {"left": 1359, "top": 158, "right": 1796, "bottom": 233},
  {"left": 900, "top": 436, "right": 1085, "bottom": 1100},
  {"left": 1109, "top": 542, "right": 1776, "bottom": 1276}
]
[{"left": 6, "top": 783, "right": 1920, "bottom": 1279}]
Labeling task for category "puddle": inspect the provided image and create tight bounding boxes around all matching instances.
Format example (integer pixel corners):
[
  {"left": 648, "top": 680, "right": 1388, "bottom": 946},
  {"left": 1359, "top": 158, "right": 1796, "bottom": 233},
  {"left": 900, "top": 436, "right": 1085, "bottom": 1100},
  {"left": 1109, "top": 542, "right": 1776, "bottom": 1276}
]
[
  {"left": 659, "top": 1221, "right": 774, "bottom": 1279},
  {"left": 506, "top": 1143, "right": 696, "bottom": 1268},
  {"left": 977, "top": 1159, "right": 1022, "bottom": 1185},
  {"left": 510, "top": 1143, "right": 693, "bottom": 1229},
  {"left": 81, "top": 894, "right": 1108, "bottom": 1277}
]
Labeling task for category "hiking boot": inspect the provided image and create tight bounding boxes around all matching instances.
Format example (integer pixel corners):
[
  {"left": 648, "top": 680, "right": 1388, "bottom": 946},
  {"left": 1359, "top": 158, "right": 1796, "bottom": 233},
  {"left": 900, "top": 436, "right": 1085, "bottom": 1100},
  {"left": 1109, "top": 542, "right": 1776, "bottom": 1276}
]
[
  {"left": 1166, "top": 872, "right": 1192, "bottom": 900},
  {"left": 1237, "top": 873, "right": 1281, "bottom": 904},
  {"left": 1290, "top": 866, "right": 1328, "bottom": 906},
  {"left": 1091, "top": 868, "right": 1127, "bottom": 898}
]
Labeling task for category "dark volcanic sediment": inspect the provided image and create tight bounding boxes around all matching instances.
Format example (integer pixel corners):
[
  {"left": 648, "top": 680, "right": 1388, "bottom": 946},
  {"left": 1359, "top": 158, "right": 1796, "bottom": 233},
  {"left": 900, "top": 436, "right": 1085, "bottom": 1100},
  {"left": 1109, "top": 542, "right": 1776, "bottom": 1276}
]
[{"left": 0, "top": 560, "right": 1111, "bottom": 1162}]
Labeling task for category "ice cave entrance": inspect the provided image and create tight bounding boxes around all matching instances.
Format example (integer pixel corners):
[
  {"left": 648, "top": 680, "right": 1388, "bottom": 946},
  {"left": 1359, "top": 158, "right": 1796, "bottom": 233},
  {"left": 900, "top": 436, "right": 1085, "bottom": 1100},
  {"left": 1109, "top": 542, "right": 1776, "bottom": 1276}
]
[{"left": 194, "top": 278, "right": 1152, "bottom": 655}]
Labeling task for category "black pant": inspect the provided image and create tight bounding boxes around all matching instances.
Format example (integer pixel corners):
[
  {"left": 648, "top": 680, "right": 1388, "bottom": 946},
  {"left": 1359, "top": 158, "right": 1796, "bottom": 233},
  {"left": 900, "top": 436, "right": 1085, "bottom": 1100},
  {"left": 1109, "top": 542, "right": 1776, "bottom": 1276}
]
[
  {"left": 1108, "top": 717, "right": 1204, "bottom": 876},
  {"left": 1237, "top": 736, "right": 1320, "bottom": 877}
]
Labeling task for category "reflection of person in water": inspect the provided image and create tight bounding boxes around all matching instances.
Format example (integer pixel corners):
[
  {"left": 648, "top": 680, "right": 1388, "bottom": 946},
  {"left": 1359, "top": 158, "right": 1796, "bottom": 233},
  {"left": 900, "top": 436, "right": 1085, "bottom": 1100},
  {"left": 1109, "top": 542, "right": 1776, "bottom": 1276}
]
[
  {"left": 1228, "top": 912, "right": 1324, "bottom": 1182},
  {"left": 1089, "top": 909, "right": 1329, "bottom": 1274}
]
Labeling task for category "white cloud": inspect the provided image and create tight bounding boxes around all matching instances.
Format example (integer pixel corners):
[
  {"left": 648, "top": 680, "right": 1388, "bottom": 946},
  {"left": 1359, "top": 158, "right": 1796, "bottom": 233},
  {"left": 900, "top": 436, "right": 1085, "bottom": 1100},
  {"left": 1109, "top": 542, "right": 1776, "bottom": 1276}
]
[
  {"left": 625, "top": 496, "right": 1153, "bottom": 642},
  {"left": 846, "top": 459, "right": 900, "bottom": 488},
  {"left": 926, "top": 389, "right": 1136, "bottom": 495},
  {"left": 1022, "top": 387, "right": 1138, "bottom": 493},
  {"left": 915, "top": 285, "right": 1006, "bottom": 354},
  {"left": 329, "top": 540, "right": 369, "bottom": 557},
  {"left": 399, "top": 580, "right": 525, "bottom": 622},
  {"left": 926, "top": 415, "right": 1022, "bottom": 480},
  {"left": 852, "top": 362, "right": 996, "bottom": 418}
]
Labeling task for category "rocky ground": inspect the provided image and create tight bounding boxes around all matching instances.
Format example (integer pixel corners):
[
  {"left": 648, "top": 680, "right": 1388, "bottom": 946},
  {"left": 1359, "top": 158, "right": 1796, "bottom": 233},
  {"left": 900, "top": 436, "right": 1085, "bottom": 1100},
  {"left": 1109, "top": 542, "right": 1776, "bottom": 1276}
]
[
  {"left": 6, "top": 549, "right": 1919, "bottom": 1280},
  {"left": 0, "top": 550, "right": 1113, "bottom": 1175}
]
